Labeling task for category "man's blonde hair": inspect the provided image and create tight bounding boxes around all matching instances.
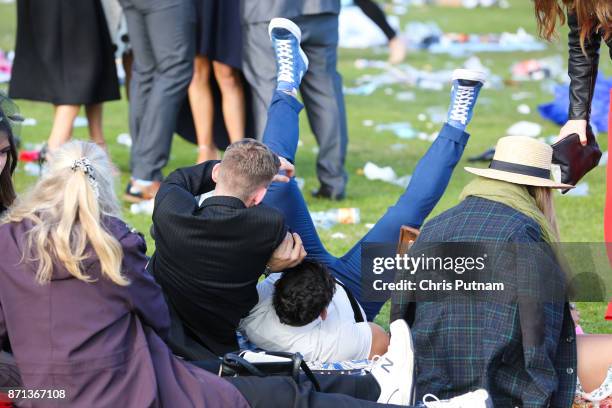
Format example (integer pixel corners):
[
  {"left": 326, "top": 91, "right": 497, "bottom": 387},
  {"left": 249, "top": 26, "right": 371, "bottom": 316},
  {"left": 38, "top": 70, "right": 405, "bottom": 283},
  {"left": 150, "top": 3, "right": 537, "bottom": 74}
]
[
  {"left": 4, "top": 141, "right": 128, "bottom": 286},
  {"left": 218, "top": 139, "right": 281, "bottom": 201}
]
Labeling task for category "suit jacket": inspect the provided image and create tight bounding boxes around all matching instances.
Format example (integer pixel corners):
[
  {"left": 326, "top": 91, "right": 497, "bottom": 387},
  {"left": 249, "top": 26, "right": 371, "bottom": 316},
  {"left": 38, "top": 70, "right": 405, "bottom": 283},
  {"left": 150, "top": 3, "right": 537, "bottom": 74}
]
[
  {"left": 151, "top": 161, "right": 287, "bottom": 355},
  {"left": 241, "top": 0, "right": 340, "bottom": 24},
  {"left": 568, "top": 12, "right": 612, "bottom": 121},
  {"left": 0, "top": 216, "right": 248, "bottom": 407},
  {"left": 391, "top": 197, "right": 577, "bottom": 408}
]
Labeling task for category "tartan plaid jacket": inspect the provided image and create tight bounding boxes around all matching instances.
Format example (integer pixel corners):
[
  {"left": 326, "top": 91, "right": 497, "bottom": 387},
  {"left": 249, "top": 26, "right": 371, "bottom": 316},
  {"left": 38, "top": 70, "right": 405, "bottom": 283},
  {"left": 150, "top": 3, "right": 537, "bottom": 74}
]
[{"left": 391, "top": 197, "right": 577, "bottom": 408}]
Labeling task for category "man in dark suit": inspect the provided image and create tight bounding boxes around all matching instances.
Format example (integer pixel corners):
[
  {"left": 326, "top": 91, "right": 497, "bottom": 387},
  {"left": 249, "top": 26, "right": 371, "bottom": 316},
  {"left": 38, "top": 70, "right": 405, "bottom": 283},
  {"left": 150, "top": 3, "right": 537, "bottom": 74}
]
[{"left": 150, "top": 139, "right": 306, "bottom": 356}]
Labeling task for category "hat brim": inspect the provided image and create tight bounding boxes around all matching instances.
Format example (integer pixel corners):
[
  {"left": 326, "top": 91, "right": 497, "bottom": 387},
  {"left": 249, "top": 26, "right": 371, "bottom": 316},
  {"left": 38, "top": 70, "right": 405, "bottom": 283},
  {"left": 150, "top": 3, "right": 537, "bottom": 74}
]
[{"left": 464, "top": 167, "right": 574, "bottom": 189}]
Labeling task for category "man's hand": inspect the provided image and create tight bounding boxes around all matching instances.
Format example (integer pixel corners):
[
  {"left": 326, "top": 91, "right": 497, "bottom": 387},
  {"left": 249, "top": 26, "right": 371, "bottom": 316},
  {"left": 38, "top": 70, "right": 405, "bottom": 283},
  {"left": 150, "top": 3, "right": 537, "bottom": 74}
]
[
  {"left": 272, "top": 157, "right": 295, "bottom": 183},
  {"left": 267, "top": 232, "right": 306, "bottom": 272},
  {"left": 558, "top": 119, "right": 588, "bottom": 146}
]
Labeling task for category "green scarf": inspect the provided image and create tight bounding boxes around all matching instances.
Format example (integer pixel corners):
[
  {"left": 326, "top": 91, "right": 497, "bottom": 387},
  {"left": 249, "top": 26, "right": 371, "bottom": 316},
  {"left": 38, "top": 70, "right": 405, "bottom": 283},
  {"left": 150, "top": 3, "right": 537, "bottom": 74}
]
[{"left": 459, "top": 177, "right": 557, "bottom": 244}]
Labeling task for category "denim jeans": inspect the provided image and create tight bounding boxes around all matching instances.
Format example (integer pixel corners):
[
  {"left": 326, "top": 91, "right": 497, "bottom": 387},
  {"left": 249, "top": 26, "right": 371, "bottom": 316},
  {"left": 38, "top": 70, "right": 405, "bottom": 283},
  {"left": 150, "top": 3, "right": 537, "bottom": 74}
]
[{"left": 262, "top": 91, "right": 470, "bottom": 320}]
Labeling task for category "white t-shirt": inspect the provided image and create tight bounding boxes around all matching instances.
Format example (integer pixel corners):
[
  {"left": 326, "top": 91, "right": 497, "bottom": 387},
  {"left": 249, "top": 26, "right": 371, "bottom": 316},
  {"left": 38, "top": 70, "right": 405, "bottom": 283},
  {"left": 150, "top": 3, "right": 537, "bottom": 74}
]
[{"left": 239, "top": 273, "right": 372, "bottom": 362}]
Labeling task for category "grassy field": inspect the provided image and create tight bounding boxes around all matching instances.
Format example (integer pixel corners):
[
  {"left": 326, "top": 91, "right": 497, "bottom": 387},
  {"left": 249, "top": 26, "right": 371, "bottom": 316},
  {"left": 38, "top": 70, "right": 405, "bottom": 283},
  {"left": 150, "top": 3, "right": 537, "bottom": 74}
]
[{"left": 1, "top": 1, "right": 611, "bottom": 332}]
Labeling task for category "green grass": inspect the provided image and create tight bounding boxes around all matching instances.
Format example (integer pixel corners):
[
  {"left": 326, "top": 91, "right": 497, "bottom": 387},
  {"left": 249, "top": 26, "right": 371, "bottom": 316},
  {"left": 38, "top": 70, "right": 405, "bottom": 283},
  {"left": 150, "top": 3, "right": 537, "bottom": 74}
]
[{"left": 1, "top": 0, "right": 611, "bottom": 332}]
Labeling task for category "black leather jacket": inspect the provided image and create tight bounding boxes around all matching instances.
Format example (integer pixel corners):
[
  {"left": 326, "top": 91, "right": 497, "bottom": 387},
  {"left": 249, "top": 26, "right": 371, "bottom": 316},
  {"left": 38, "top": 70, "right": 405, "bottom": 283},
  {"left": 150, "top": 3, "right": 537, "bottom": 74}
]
[{"left": 568, "top": 12, "right": 612, "bottom": 121}]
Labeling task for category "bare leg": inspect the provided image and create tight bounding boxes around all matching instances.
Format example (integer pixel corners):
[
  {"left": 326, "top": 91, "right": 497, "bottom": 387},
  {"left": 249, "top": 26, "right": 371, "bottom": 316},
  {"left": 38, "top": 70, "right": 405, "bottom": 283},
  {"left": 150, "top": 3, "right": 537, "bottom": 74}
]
[
  {"left": 85, "top": 104, "right": 106, "bottom": 147},
  {"left": 48, "top": 105, "right": 80, "bottom": 151},
  {"left": 212, "top": 61, "right": 245, "bottom": 144},
  {"left": 577, "top": 334, "right": 612, "bottom": 393},
  {"left": 188, "top": 55, "right": 218, "bottom": 163},
  {"left": 368, "top": 323, "right": 390, "bottom": 359}
]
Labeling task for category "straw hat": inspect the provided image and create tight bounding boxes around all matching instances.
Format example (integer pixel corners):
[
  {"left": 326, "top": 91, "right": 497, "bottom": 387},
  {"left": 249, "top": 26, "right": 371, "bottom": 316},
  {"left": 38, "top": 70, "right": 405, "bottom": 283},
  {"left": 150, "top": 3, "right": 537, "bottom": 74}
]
[{"left": 464, "top": 136, "right": 574, "bottom": 189}]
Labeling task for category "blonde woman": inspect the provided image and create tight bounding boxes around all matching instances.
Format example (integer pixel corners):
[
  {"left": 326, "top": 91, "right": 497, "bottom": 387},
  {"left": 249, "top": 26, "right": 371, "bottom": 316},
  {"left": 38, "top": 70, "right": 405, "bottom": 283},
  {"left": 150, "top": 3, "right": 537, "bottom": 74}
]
[{"left": 0, "top": 140, "right": 468, "bottom": 408}]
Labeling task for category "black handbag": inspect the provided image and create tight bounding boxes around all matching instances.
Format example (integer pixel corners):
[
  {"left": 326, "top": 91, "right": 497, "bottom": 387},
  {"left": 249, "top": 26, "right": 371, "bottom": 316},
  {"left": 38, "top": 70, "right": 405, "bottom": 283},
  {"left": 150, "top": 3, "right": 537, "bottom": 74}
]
[
  {"left": 551, "top": 128, "right": 602, "bottom": 194},
  {"left": 220, "top": 351, "right": 321, "bottom": 391}
]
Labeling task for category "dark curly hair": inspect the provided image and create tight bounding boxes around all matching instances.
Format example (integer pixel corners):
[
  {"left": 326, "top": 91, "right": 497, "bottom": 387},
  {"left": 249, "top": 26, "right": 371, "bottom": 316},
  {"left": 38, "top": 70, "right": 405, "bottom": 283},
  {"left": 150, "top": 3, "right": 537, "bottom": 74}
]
[{"left": 273, "top": 260, "right": 336, "bottom": 327}]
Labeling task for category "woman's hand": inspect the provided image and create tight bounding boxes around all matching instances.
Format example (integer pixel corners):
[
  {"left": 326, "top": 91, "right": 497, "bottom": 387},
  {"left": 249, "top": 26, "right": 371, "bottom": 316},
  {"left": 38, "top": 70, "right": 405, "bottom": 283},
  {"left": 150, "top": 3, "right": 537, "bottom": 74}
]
[{"left": 558, "top": 119, "right": 588, "bottom": 146}]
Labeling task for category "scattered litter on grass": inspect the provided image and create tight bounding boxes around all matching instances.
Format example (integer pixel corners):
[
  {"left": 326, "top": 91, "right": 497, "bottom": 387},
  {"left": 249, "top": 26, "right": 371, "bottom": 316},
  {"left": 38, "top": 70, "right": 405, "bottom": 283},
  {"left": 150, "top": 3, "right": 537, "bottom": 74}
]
[
  {"left": 468, "top": 147, "right": 495, "bottom": 162},
  {"left": 22, "top": 118, "right": 37, "bottom": 126},
  {"left": 130, "top": 199, "right": 154, "bottom": 215},
  {"left": 511, "top": 56, "right": 565, "bottom": 82},
  {"left": 403, "top": 22, "right": 545, "bottom": 56},
  {"left": 395, "top": 91, "right": 416, "bottom": 102},
  {"left": 23, "top": 162, "right": 42, "bottom": 177},
  {"left": 517, "top": 104, "right": 531, "bottom": 115},
  {"left": 347, "top": 57, "right": 500, "bottom": 96},
  {"left": 565, "top": 183, "right": 589, "bottom": 197},
  {"left": 116, "top": 133, "right": 132, "bottom": 148},
  {"left": 73, "top": 117, "right": 88, "bottom": 128},
  {"left": 363, "top": 161, "right": 412, "bottom": 188},
  {"left": 418, "top": 131, "right": 439, "bottom": 142},
  {"left": 295, "top": 177, "right": 305, "bottom": 191},
  {"left": 375, "top": 122, "right": 417, "bottom": 140},
  {"left": 506, "top": 121, "right": 542, "bottom": 138},
  {"left": 365, "top": 223, "right": 375, "bottom": 229},
  {"left": 600, "top": 151, "right": 608, "bottom": 166},
  {"left": 390, "top": 143, "right": 407, "bottom": 151},
  {"left": 398, "top": 0, "right": 507, "bottom": 7},
  {"left": 424, "top": 106, "right": 447, "bottom": 124},
  {"left": 339, "top": 6, "right": 401, "bottom": 48},
  {"left": 311, "top": 146, "right": 319, "bottom": 154},
  {"left": 362, "top": 119, "right": 375, "bottom": 127},
  {"left": 543, "top": 135, "right": 558, "bottom": 144},
  {"left": 0, "top": 49, "right": 13, "bottom": 83},
  {"left": 19, "top": 150, "right": 40, "bottom": 162},
  {"left": 331, "top": 232, "right": 347, "bottom": 240},
  {"left": 539, "top": 73, "right": 612, "bottom": 133},
  {"left": 311, "top": 208, "right": 361, "bottom": 230},
  {"left": 511, "top": 92, "right": 535, "bottom": 101}
]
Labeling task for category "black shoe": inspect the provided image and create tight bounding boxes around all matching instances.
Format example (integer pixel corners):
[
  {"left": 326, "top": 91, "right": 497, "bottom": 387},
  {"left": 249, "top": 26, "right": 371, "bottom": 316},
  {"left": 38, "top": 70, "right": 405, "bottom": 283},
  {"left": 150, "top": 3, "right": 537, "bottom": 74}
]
[
  {"left": 311, "top": 186, "right": 345, "bottom": 201},
  {"left": 468, "top": 147, "right": 495, "bottom": 163}
]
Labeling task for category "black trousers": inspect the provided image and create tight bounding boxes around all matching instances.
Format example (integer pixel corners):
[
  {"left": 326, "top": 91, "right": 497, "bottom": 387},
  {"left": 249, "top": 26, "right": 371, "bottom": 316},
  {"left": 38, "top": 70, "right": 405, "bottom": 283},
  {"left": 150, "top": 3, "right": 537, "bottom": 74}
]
[{"left": 226, "top": 374, "right": 410, "bottom": 408}]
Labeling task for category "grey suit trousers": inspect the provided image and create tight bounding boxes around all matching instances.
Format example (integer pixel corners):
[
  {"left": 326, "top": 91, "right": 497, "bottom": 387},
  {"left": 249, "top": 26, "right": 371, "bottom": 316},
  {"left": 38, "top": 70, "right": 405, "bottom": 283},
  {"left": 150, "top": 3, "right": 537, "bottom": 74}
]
[
  {"left": 242, "top": 13, "right": 348, "bottom": 194},
  {"left": 120, "top": 0, "right": 195, "bottom": 181}
]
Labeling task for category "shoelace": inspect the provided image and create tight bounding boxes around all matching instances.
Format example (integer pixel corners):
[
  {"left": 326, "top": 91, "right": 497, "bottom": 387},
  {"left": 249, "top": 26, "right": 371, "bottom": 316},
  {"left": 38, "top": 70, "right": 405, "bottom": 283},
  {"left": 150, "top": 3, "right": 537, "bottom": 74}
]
[
  {"left": 275, "top": 39, "right": 295, "bottom": 84},
  {"left": 449, "top": 85, "right": 475, "bottom": 125}
]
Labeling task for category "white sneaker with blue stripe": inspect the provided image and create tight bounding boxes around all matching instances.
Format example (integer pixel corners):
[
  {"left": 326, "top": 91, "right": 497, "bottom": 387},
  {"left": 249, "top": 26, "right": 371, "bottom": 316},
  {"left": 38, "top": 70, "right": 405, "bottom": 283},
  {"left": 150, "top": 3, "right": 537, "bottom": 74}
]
[{"left": 268, "top": 18, "right": 309, "bottom": 95}]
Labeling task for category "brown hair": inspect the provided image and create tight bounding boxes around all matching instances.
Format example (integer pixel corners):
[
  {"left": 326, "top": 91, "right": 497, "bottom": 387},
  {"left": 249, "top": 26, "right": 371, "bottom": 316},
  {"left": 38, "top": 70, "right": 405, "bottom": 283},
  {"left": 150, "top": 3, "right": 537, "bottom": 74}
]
[
  {"left": 535, "top": 0, "right": 612, "bottom": 47},
  {"left": 0, "top": 109, "right": 17, "bottom": 210},
  {"left": 218, "top": 139, "right": 281, "bottom": 201}
]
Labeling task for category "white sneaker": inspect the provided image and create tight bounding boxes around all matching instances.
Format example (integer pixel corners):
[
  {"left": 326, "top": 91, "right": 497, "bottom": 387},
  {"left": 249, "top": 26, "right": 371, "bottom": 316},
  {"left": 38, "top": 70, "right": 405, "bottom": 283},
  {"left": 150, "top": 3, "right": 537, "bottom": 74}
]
[
  {"left": 423, "top": 389, "right": 491, "bottom": 407},
  {"left": 370, "top": 319, "right": 414, "bottom": 406}
]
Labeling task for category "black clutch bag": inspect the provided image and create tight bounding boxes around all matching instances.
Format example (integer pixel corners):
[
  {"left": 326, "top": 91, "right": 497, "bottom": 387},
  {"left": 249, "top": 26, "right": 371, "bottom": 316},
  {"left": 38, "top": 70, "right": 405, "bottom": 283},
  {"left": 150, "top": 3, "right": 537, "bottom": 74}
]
[
  {"left": 220, "top": 351, "right": 320, "bottom": 391},
  {"left": 551, "top": 128, "right": 602, "bottom": 194}
]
